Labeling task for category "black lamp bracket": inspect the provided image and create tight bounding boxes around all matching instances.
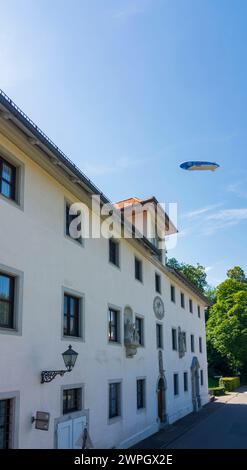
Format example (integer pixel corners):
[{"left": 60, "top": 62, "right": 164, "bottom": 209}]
[{"left": 41, "top": 369, "right": 68, "bottom": 384}]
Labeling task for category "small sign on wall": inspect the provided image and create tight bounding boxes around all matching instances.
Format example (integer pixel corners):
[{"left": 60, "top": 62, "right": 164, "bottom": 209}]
[{"left": 32, "top": 411, "right": 50, "bottom": 431}]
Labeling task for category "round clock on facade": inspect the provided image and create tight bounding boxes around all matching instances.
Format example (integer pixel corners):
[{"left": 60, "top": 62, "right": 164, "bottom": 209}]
[{"left": 153, "top": 296, "right": 165, "bottom": 320}]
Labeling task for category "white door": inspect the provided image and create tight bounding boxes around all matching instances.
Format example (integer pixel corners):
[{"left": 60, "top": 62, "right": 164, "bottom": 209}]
[
  {"left": 57, "top": 416, "right": 87, "bottom": 449},
  {"left": 72, "top": 416, "right": 87, "bottom": 449},
  {"left": 57, "top": 420, "right": 73, "bottom": 449}
]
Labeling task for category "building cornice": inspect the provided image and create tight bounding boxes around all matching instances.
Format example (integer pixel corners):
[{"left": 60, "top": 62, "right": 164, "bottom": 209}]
[
  {"left": 164, "top": 266, "right": 212, "bottom": 306},
  {"left": 0, "top": 89, "right": 161, "bottom": 258},
  {"left": 0, "top": 89, "right": 211, "bottom": 306}
]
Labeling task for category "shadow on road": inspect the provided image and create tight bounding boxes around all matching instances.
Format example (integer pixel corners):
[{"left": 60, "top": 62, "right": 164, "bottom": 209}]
[{"left": 133, "top": 387, "right": 247, "bottom": 449}]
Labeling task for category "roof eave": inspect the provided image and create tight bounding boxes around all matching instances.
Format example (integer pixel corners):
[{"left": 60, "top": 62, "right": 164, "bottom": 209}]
[{"left": 165, "top": 266, "right": 213, "bottom": 306}]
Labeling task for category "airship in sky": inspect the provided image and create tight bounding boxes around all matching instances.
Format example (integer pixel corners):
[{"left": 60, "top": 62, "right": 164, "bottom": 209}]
[{"left": 180, "top": 161, "right": 220, "bottom": 171}]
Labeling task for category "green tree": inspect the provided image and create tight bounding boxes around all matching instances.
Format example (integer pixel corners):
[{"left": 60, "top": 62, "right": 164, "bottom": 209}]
[
  {"left": 227, "top": 266, "right": 246, "bottom": 283},
  {"left": 206, "top": 267, "right": 247, "bottom": 375},
  {"left": 167, "top": 257, "right": 208, "bottom": 293}
]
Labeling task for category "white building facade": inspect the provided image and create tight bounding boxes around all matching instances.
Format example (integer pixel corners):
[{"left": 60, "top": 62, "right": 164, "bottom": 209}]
[{"left": 0, "top": 90, "right": 210, "bottom": 449}]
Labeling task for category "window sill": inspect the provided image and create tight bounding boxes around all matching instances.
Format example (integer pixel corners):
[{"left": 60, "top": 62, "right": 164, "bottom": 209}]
[
  {"left": 0, "top": 193, "right": 23, "bottom": 211},
  {"left": 108, "top": 341, "right": 122, "bottom": 346},
  {"left": 137, "top": 408, "right": 146, "bottom": 415},
  {"left": 0, "top": 327, "right": 21, "bottom": 336},
  {"left": 108, "top": 416, "right": 122, "bottom": 425},
  {"left": 62, "top": 335, "right": 84, "bottom": 343},
  {"left": 62, "top": 409, "right": 82, "bottom": 418},
  {"left": 135, "top": 278, "right": 143, "bottom": 285},
  {"left": 109, "top": 261, "right": 121, "bottom": 270}
]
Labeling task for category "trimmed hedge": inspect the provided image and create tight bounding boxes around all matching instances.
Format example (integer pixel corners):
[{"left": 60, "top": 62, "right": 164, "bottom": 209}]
[
  {"left": 209, "top": 386, "right": 225, "bottom": 396},
  {"left": 219, "top": 377, "right": 240, "bottom": 392}
]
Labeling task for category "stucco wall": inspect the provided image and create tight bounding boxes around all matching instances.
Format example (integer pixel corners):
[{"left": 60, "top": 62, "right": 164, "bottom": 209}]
[{"left": 0, "top": 131, "right": 209, "bottom": 449}]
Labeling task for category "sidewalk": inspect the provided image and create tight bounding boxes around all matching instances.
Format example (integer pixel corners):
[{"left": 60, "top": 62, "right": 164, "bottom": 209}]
[{"left": 132, "top": 392, "right": 240, "bottom": 449}]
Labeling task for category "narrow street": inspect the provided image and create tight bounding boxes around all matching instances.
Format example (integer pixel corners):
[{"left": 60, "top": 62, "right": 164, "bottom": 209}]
[
  {"left": 134, "top": 387, "right": 247, "bottom": 449},
  {"left": 170, "top": 387, "right": 247, "bottom": 449}
]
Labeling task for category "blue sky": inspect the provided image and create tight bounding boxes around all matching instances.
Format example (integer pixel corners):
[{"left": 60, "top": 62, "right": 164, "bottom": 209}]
[{"left": 1, "top": 0, "right": 247, "bottom": 286}]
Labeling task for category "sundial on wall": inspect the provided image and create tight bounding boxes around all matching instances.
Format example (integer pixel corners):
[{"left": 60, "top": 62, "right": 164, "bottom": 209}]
[{"left": 153, "top": 296, "right": 165, "bottom": 320}]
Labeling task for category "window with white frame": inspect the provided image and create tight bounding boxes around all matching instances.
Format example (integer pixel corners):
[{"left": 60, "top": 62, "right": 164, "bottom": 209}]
[
  {"left": 135, "top": 316, "right": 144, "bottom": 346},
  {"left": 173, "top": 373, "right": 179, "bottom": 395},
  {"left": 63, "top": 388, "right": 82, "bottom": 414},
  {"left": 108, "top": 308, "right": 120, "bottom": 343},
  {"left": 183, "top": 372, "right": 188, "bottom": 392},
  {"left": 0, "top": 399, "right": 13, "bottom": 449},
  {"left": 135, "top": 257, "right": 143, "bottom": 282},
  {"left": 155, "top": 273, "right": 161, "bottom": 294},
  {"left": 0, "top": 273, "right": 15, "bottom": 329},
  {"left": 65, "top": 201, "right": 82, "bottom": 244},
  {"left": 0, "top": 156, "right": 16, "bottom": 202},
  {"left": 181, "top": 292, "right": 185, "bottom": 309},
  {"left": 109, "top": 382, "right": 121, "bottom": 419},
  {"left": 63, "top": 293, "right": 82, "bottom": 338},
  {"left": 200, "top": 370, "right": 204, "bottom": 386},
  {"left": 171, "top": 285, "right": 176, "bottom": 303},
  {"left": 191, "top": 334, "right": 195, "bottom": 352},
  {"left": 0, "top": 266, "right": 23, "bottom": 335},
  {"left": 136, "top": 379, "right": 145, "bottom": 410},
  {"left": 156, "top": 323, "right": 163, "bottom": 349},
  {"left": 172, "top": 328, "right": 177, "bottom": 350},
  {"left": 109, "top": 238, "right": 120, "bottom": 267}
]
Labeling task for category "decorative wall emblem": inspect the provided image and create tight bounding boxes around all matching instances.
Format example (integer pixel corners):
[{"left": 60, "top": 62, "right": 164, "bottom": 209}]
[
  {"left": 178, "top": 326, "right": 187, "bottom": 358},
  {"left": 153, "top": 296, "right": 165, "bottom": 320},
  {"left": 124, "top": 306, "right": 140, "bottom": 358},
  {"left": 158, "top": 350, "right": 164, "bottom": 376}
]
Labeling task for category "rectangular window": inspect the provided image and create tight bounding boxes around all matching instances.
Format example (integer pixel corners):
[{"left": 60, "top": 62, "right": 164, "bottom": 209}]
[
  {"left": 198, "top": 305, "right": 201, "bottom": 318},
  {"left": 0, "top": 399, "right": 12, "bottom": 449},
  {"left": 109, "top": 383, "right": 121, "bottom": 419},
  {"left": 173, "top": 374, "right": 179, "bottom": 396},
  {"left": 189, "top": 299, "right": 193, "bottom": 313},
  {"left": 199, "top": 337, "right": 202, "bottom": 353},
  {"left": 135, "top": 316, "right": 144, "bottom": 346},
  {"left": 137, "top": 379, "right": 145, "bottom": 410},
  {"left": 200, "top": 370, "right": 204, "bottom": 386},
  {"left": 156, "top": 323, "right": 163, "bottom": 349},
  {"left": 172, "top": 328, "right": 177, "bottom": 350},
  {"left": 191, "top": 334, "right": 195, "bottom": 353},
  {"left": 109, "top": 238, "right": 119, "bottom": 267},
  {"left": 0, "top": 157, "right": 16, "bottom": 201},
  {"left": 135, "top": 257, "right": 143, "bottom": 282},
  {"left": 171, "top": 285, "right": 175, "bottom": 303},
  {"left": 65, "top": 202, "right": 82, "bottom": 244},
  {"left": 181, "top": 292, "right": 185, "bottom": 308},
  {"left": 183, "top": 372, "right": 188, "bottom": 392},
  {"left": 155, "top": 273, "right": 161, "bottom": 294},
  {"left": 0, "top": 273, "right": 15, "bottom": 329},
  {"left": 63, "top": 388, "right": 81, "bottom": 414},
  {"left": 108, "top": 308, "right": 120, "bottom": 343},
  {"left": 64, "top": 294, "right": 80, "bottom": 337}
]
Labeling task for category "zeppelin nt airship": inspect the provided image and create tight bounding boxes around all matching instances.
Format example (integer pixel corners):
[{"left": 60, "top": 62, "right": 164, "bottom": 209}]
[{"left": 180, "top": 161, "right": 220, "bottom": 171}]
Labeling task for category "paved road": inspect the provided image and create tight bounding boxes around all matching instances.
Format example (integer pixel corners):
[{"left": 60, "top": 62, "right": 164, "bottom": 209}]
[{"left": 169, "top": 387, "right": 247, "bottom": 449}]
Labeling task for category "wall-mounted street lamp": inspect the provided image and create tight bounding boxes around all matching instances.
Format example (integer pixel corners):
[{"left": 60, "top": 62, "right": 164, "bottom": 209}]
[{"left": 41, "top": 345, "right": 78, "bottom": 383}]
